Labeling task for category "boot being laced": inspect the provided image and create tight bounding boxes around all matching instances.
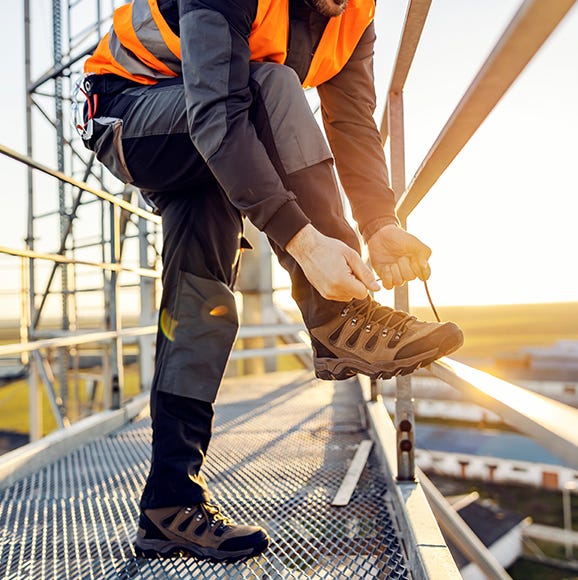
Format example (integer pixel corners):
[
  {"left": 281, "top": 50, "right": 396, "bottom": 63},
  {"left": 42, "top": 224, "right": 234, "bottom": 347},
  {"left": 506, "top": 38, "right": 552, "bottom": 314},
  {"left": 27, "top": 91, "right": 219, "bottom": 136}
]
[{"left": 310, "top": 295, "right": 463, "bottom": 381}]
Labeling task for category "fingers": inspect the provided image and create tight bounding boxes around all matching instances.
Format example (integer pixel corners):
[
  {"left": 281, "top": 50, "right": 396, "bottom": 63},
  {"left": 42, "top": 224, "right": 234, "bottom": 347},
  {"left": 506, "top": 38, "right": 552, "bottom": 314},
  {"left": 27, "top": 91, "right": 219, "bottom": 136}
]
[
  {"left": 308, "top": 243, "right": 379, "bottom": 302},
  {"left": 378, "top": 258, "right": 415, "bottom": 289},
  {"left": 346, "top": 250, "right": 380, "bottom": 293},
  {"left": 412, "top": 241, "right": 432, "bottom": 281},
  {"left": 410, "top": 255, "right": 431, "bottom": 281},
  {"left": 367, "top": 225, "right": 432, "bottom": 285},
  {"left": 379, "top": 264, "right": 394, "bottom": 290},
  {"left": 398, "top": 256, "right": 416, "bottom": 283}
]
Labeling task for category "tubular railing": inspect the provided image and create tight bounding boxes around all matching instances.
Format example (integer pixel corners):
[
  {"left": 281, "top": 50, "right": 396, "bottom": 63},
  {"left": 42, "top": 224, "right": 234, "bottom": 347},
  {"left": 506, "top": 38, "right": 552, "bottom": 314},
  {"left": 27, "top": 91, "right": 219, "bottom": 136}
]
[
  {"left": 382, "top": 0, "right": 578, "bottom": 479},
  {"left": 0, "top": 145, "right": 310, "bottom": 439},
  {"left": 0, "top": 143, "right": 161, "bottom": 437},
  {"left": 371, "top": 0, "right": 578, "bottom": 576}
]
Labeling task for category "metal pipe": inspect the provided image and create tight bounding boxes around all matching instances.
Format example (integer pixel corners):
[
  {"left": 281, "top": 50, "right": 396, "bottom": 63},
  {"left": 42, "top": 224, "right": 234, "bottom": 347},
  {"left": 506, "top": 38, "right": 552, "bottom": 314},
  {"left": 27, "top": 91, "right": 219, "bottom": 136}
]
[
  {"left": 0, "top": 322, "right": 313, "bottom": 358},
  {"left": 389, "top": 89, "right": 415, "bottom": 482},
  {"left": 396, "top": 0, "right": 578, "bottom": 219},
  {"left": 418, "top": 468, "right": 512, "bottom": 579},
  {"left": 32, "top": 351, "right": 68, "bottom": 430},
  {"left": 0, "top": 245, "right": 160, "bottom": 278},
  {"left": 19, "top": 257, "right": 30, "bottom": 367},
  {"left": 229, "top": 344, "right": 311, "bottom": 361},
  {"left": 431, "top": 357, "right": 578, "bottom": 469},
  {"left": 107, "top": 204, "right": 123, "bottom": 410},
  {"left": 28, "top": 356, "right": 42, "bottom": 442},
  {"left": 0, "top": 144, "right": 161, "bottom": 223},
  {"left": 24, "top": 0, "right": 36, "bottom": 335},
  {"left": 0, "top": 326, "right": 157, "bottom": 357},
  {"left": 27, "top": 43, "right": 98, "bottom": 93},
  {"left": 138, "top": 196, "right": 156, "bottom": 392},
  {"left": 379, "top": 0, "right": 431, "bottom": 144},
  {"left": 390, "top": 0, "right": 432, "bottom": 94}
]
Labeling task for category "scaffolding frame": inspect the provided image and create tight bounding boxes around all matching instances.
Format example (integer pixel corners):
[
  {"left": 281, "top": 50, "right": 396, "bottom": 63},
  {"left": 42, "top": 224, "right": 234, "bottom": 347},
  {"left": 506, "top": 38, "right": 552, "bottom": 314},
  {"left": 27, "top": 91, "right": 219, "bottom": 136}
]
[{"left": 20, "top": 0, "right": 160, "bottom": 436}]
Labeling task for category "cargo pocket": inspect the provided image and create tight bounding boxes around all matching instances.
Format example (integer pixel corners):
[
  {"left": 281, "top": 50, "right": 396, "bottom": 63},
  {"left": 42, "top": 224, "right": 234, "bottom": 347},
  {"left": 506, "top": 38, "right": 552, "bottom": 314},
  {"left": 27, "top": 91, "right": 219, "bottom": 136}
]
[
  {"left": 92, "top": 118, "right": 134, "bottom": 184},
  {"left": 157, "top": 271, "right": 239, "bottom": 403}
]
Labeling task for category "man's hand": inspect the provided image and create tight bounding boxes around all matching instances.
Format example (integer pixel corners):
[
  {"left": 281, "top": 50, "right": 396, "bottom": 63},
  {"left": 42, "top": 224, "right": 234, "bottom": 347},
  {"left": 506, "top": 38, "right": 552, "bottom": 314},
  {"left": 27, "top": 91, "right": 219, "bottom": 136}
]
[
  {"left": 367, "top": 224, "right": 431, "bottom": 290},
  {"left": 286, "top": 224, "right": 380, "bottom": 301}
]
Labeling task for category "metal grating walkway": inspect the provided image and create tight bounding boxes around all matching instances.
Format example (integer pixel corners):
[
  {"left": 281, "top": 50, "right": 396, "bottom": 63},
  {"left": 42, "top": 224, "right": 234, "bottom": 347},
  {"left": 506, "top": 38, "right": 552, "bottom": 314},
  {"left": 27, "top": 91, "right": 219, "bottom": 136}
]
[{"left": 0, "top": 371, "right": 410, "bottom": 579}]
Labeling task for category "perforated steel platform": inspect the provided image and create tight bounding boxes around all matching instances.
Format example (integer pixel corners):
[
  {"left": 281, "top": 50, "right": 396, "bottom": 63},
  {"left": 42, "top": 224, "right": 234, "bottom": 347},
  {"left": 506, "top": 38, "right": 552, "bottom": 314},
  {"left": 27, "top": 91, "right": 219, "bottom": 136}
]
[{"left": 0, "top": 371, "right": 410, "bottom": 579}]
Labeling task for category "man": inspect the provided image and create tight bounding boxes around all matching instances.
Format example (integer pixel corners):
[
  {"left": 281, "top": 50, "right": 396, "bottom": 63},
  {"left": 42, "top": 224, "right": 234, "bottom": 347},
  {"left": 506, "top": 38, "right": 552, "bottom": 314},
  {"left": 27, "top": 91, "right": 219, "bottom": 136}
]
[{"left": 80, "top": 0, "right": 463, "bottom": 562}]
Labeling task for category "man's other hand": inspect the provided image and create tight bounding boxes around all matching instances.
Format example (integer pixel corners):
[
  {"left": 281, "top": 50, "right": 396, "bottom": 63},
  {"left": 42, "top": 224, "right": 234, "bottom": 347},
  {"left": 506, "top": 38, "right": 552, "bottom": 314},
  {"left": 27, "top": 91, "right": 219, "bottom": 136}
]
[
  {"left": 286, "top": 225, "right": 380, "bottom": 302},
  {"left": 367, "top": 224, "right": 431, "bottom": 290}
]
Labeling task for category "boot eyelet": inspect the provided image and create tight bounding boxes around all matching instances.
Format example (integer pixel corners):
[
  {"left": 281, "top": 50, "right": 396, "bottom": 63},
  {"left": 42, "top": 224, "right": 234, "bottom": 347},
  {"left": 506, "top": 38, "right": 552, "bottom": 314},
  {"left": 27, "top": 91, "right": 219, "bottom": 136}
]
[
  {"left": 365, "top": 324, "right": 372, "bottom": 333},
  {"left": 351, "top": 317, "right": 358, "bottom": 326},
  {"left": 381, "top": 328, "right": 389, "bottom": 337}
]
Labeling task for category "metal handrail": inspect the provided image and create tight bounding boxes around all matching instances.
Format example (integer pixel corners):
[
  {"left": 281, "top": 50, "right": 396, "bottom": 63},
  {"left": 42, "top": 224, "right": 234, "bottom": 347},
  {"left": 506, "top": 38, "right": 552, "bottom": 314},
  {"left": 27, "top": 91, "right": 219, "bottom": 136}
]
[
  {"left": 382, "top": 0, "right": 578, "bottom": 477},
  {"left": 0, "top": 245, "right": 160, "bottom": 278},
  {"left": 0, "top": 323, "right": 308, "bottom": 359},
  {"left": 376, "top": 0, "right": 578, "bottom": 576},
  {"left": 0, "top": 144, "right": 161, "bottom": 224},
  {"left": 395, "top": 0, "right": 577, "bottom": 219},
  {"left": 430, "top": 358, "right": 578, "bottom": 470},
  {"left": 1, "top": 140, "right": 161, "bottom": 429}
]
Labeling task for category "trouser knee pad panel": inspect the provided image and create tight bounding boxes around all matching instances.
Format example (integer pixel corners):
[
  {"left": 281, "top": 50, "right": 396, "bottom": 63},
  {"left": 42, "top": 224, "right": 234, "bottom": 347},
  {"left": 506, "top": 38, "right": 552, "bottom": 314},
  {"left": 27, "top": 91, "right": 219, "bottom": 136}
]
[
  {"left": 156, "top": 271, "right": 239, "bottom": 403},
  {"left": 249, "top": 62, "right": 333, "bottom": 175}
]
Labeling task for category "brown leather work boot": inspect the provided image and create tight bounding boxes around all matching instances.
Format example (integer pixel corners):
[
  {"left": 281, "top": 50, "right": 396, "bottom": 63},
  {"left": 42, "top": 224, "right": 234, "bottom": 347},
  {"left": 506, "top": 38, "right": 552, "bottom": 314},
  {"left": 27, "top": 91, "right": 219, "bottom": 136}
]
[
  {"left": 310, "top": 296, "right": 463, "bottom": 380},
  {"left": 134, "top": 503, "right": 269, "bottom": 561}
]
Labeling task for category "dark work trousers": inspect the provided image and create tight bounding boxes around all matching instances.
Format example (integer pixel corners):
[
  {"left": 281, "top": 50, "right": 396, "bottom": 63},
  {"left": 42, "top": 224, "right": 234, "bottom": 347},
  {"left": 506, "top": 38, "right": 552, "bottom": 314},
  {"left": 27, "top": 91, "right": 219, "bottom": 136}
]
[{"left": 85, "top": 63, "right": 361, "bottom": 509}]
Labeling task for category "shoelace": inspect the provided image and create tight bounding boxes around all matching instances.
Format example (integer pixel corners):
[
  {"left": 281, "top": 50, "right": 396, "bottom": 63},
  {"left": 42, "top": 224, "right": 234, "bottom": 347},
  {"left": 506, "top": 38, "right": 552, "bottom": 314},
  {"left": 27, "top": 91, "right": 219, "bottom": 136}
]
[
  {"left": 375, "top": 271, "right": 441, "bottom": 322},
  {"left": 343, "top": 297, "right": 415, "bottom": 344},
  {"left": 423, "top": 279, "right": 441, "bottom": 322},
  {"left": 201, "top": 502, "right": 235, "bottom": 531}
]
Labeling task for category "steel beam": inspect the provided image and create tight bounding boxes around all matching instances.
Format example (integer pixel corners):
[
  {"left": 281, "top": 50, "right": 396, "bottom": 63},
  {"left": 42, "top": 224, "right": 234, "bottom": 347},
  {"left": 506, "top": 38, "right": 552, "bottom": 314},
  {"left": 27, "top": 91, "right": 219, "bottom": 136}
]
[{"left": 396, "top": 0, "right": 577, "bottom": 219}]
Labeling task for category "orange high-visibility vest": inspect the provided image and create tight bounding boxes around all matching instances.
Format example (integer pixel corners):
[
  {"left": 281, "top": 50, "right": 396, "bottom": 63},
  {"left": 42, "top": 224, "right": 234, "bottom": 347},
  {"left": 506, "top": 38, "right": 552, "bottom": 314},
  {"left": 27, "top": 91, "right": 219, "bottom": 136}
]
[{"left": 85, "top": 0, "right": 375, "bottom": 89}]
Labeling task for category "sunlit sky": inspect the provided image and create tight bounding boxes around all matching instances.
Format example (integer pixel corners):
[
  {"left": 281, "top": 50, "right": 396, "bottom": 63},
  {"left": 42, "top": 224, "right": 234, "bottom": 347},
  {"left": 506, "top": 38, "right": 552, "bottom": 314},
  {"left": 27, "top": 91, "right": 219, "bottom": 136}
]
[{"left": 1, "top": 0, "right": 577, "bottom": 308}]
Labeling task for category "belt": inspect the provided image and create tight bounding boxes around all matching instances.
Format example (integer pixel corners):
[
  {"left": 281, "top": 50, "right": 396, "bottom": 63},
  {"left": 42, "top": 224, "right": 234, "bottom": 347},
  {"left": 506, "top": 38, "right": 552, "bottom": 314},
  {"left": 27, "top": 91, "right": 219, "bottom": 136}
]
[{"left": 82, "top": 73, "right": 140, "bottom": 97}]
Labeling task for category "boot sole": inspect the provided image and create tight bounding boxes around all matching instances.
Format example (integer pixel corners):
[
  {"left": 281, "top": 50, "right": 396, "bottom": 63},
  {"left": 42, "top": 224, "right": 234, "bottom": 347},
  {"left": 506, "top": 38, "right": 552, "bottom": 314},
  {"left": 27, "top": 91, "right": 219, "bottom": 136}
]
[
  {"left": 134, "top": 535, "right": 269, "bottom": 563},
  {"left": 314, "top": 326, "right": 464, "bottom": 381}
]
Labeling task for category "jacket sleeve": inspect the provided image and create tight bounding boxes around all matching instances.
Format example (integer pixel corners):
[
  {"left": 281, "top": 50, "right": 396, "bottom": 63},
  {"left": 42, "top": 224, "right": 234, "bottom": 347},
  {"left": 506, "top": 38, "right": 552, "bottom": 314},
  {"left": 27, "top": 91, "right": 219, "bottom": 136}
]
[
  {"left": 177, "top": 0, "right": 310, "bottom": 248},
  {"left": 317, "top": 22, "right": 399, "bottom": 243}
]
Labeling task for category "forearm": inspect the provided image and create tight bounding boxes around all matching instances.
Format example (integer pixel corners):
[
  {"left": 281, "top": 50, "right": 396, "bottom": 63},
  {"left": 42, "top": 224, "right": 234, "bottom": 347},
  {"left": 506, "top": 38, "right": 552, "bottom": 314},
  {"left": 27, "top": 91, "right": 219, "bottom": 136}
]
[
  {"left": 317, "top": 23, "right": 398, "bottom": 242},
  {"left": 178, "top": 0, "right": 310, "bottom": 248}
]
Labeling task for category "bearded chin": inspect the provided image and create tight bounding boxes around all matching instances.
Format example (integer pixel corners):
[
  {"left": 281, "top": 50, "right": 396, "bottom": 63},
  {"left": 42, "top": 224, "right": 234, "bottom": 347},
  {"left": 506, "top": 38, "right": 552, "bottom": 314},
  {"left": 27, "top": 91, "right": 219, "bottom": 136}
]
[{"left": 308, "top": 0, "right": 347, "bottom": 17}]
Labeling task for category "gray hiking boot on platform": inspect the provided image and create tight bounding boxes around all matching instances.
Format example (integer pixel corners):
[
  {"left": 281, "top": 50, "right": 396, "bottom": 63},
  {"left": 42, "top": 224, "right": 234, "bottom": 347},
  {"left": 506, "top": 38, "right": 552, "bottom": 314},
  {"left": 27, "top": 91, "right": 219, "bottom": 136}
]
[
  {"left": 134, "top": 503, "right": 269, "bottom": 562},
  {"left": 310, "top": 296, "right": 463, "bottom": 381}
]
